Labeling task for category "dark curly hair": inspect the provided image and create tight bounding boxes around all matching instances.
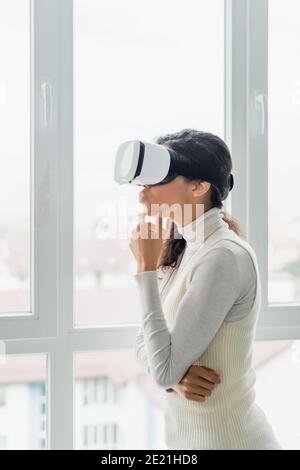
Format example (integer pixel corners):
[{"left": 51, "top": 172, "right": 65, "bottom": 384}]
[{"left": 153, "top": 128, "right": 245, "bottom": 271}]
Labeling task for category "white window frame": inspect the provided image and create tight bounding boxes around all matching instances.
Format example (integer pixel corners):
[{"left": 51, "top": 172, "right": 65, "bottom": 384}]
[
  {"left": 1, "top": 0, "right": 58, "bottom": 339},
  {"left": 2, "top": 0, "right": 300, "bottom": 450},
  {"left": 226, "top": 0, "right": 300, "bottom": 341}
]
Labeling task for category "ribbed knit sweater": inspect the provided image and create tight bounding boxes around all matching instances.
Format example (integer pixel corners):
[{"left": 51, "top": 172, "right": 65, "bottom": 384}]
[{"left": 133, "top": 208, "right": 282, "bottom": 450}]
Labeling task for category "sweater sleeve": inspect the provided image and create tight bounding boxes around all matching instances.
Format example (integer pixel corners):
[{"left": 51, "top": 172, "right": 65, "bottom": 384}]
[
  {"left": 133, "top": 246, "right": 241, "bottom": 389},
  {"left": 134, "top": 325, "right": 175, "bottom": 393},
  {"left": 134, "top": 325, "right": 150, "bottom": 374}
]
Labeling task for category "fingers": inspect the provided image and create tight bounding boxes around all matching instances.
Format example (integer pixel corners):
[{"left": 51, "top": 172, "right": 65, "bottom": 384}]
[
  {"left": 134, "top": 213, "right": 151, "bottom": 239},
  {"left": 201, "top": 366, "right": 222, "bottom": 383},
  {"left": 183, "top": 392, "right": 206, "bottom": 403},
  {"left": 196, "top": 378, "right": 216, "bottom": 391},
  {"left": 182, "top": 375, "right": 216, "bottom": 392},
  {"left": 134, "top": 212, "right": 171, "bottom": 241},
  {"left": 178, "top": 364, "right": 222, "bottom": 403},
  {"left": 186, "top": 385, "right": 212, "bottom": 397},
  {"left": 193, "top": 365, "right": 222, "bottom": 384},
  {"left": 135, "top": 213, "right": 164, "bottom": 239},
  {"left": 154, "top": 212, "right": 162, "bottom": 236},
  {"left": 137, "top": 212, "right": 146, "bottom": 224}
]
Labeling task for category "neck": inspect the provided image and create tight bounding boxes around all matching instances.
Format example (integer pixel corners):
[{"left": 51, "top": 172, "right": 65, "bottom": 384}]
[
  {"left": 176, "top": 204, "right": 211, "bottom": 229},
  {"left": 176, "top": 206, "right": 229, "bottom": 249}
]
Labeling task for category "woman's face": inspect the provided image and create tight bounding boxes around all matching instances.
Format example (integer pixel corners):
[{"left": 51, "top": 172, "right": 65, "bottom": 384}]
[{"left": 138, "top": 176, "right": 206, "bottom": 225}]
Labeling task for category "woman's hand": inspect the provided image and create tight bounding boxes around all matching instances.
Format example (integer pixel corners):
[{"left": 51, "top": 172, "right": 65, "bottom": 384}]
[
  {"left": 129, "top": 213, "right": 170, "bottom": 273},
  {"left": 171, "top": 364, "right": 222, "bottom": 403}
]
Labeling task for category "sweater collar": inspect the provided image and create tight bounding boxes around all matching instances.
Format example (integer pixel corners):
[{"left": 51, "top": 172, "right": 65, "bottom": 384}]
[{"left": 176, "top": 206, "right": 229, "bottom": 249}]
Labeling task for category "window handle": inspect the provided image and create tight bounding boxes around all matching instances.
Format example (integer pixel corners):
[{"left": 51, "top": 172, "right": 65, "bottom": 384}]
[
  {"left": 41, "top": 81, "right": 52, "bottom": 126},
  {"left": 254, "top": 91, "right": 268, "bottom": 136}
]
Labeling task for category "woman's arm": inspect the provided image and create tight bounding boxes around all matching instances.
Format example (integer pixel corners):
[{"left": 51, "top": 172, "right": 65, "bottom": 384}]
[
  {"left": 135, "top": 325, "right": 175, "bottom": 392},
  {"left": 133, "top": 246, "right": 241, "bottom": 389},
  {"left": 134, "top": 325, "right": 150, "bottom": 374},
  {"left": 134, "top": 325, "right": 221, "bottom": 397}
]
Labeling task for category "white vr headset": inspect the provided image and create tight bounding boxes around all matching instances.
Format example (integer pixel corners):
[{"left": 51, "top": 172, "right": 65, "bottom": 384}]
[{"left": 114, "top": 140, "right": 234, "bottom": 190}]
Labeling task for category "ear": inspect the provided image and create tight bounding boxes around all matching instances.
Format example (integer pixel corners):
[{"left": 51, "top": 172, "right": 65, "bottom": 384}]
[{"left": 191, "top": 180, "right": 211, "bottom": 198}]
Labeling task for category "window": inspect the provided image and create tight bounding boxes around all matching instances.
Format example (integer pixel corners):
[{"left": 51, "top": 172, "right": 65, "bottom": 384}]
[
  {"left": 82, "top": 377, "right": 120, "bottom": 406},
  {"left": 0, "top": 435, "right": 7, "bottom": 450},
  {"left": 228, "top": 0, "right": 300, "bottom": 336},
  {"left": 0, "top": 385, "right": 5, "bottom": 406},
  {"left": 0, "top": 0, "right": 31, "bottom": 314},
  {"left": 1, "top": 0, "right": 58, "bottom": 340},
  {"left": 254, "top": 340, "right": 300, "bottom": 449},
  {"left": 1, "top": 0, "right": 299, "bottom": 450},
  {"left": 0, "top": 355, "right": 47, "bottom": 450},
  {"left": 81, "top": 423, "right": 120, "bottom": 450},
  {"left": 268, "top": 0, "right": 300, "bottom": 303},
  {"left": 75, "top": 351, "right": 166, "bottom": 450},
  {"left": 73, "top": 0, "right": 224, "bottom": 326}
]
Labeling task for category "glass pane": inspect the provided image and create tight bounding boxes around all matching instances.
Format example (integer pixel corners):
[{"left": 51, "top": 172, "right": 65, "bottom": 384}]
[
  {"left": 74, "top": 0, "right": 224, "bottom": 325},
  {"left": 74, "top": 350, "right": 166, "bottom": 449},
  {"left": 0, "top": 355, "right": 47, "bottom": 450},
  {"left": 75, "top": 343, "right": 298, "bottom": 450},
  {"left": 0, "top": 0, "right": 31, "bottom": 314},
  {"left": 268, "top": 0, "right": 300, "bottom": 303},
  {"left": 254, "top": 340, "right": 300, "bottom": 449}
]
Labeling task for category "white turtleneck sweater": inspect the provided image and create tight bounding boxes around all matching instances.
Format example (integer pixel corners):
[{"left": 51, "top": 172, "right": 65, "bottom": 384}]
[
  {"left": 133, "top": 207, "right": 256, "bottom": 390},
  {"left": 133, "top": 207, "right": 283, "bottom": 450}
]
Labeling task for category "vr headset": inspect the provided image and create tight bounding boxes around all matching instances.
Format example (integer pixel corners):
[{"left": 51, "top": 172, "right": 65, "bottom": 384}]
[{"left": 114, "top": 140, "right": 234, "bottom": 190}]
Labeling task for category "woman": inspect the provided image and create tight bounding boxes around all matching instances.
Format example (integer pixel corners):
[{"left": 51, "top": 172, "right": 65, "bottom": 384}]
[{"left": 130, "top": 129, "right": 282, "bottom": 450}]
